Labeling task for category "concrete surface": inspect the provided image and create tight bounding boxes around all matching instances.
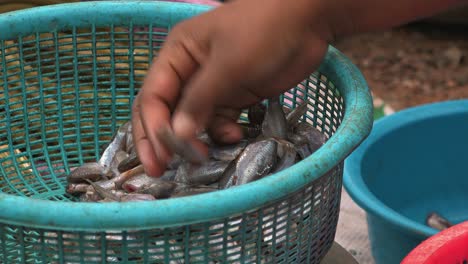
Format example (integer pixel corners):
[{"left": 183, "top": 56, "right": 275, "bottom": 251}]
[{"left": 335, "top": 188, "right": 375, "bottom": 264}]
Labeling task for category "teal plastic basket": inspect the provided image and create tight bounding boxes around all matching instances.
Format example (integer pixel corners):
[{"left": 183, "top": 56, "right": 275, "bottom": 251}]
[{"left": 0, "top": 1, "right": 373, "bottom": 263}]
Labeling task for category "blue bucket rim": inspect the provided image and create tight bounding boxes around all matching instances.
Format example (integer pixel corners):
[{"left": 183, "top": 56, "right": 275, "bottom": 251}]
[
  {"left": 0, "top": 1, "right": 373, "bottom": 231},
  {"left": 344, "top": 99, "right": 468, "bottom": 237}
]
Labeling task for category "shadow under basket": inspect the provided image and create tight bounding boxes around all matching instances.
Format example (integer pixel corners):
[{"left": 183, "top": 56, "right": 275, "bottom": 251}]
[{"left": 0, "top": 2, "right": 373, "bottom": 263}]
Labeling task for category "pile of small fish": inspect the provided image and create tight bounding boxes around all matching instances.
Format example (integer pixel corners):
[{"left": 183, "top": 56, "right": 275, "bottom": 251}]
[{"left": 65, "top": 97, "right": 327, "bottom": 202}]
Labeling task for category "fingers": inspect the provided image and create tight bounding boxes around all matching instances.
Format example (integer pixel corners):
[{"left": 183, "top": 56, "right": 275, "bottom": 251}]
[
  {"left": 172, "top": 59, "right": 233, "bottom": 140},
  {"left": 136, "top": 37, "right": 200, "bottom": 176},
  {"left": 207, "top": 108, "right": 243, "bottom": 144},
  {"left": 131, "top": 94, "right": 165, "bottom": 176}
]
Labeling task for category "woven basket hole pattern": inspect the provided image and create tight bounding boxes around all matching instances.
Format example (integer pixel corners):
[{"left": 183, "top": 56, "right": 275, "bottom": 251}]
[{"left": 0, "top": 23, "right": 345, "bottom": 263}]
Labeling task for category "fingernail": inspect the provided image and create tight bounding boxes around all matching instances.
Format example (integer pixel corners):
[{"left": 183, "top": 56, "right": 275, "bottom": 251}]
[
  {"left": 137, "top": 139, "right": 162, "bottom": 177},
  {"left": 173, "top": 112, "right": 198, "bottom": 138}
]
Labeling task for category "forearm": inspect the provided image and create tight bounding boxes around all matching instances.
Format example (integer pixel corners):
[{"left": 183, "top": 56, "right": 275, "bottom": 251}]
[{"left": 322, "top": 0, "right": 468, "bottom": 39}]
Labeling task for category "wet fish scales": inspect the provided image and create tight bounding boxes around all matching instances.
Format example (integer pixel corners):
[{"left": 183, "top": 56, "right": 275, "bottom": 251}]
[
  {"left": 295, "top": 144, "right": 312, "bottom": 160},
  {"left": 175, "top": 160, "right": 229, "bottom": 185},
  {"left": 124, "top": 122, "right": 134, "bottom": 153},
  {"left": 138, "top": 181, "right": 178, "bottom": 199},
  {"left": 262, "top": 97, "right": 288, "bottom": 139},
  {"left": 159, "top": 169, "right": 177, "bottom": 181},
  {"left": 118, "top": 151, "right": 141, "bottom": 172},
  {"left": 218, "top": 154, "right": 241, "bottom": 189},
  {"left": 157, "top": 127, "right": 207, "bottom": 164},
  {"left": 167, "top": 155, "right": 183, "bottom": 170},
  {"left": 66, "top": 183, "right": 89, "bottom": 194},
  {"left": 221, "top": 139, "right": 278, "bottom": 189},
  {"left": 121, "top": 173, "right": 155, "bottom": 192},
  {"left": 105, "top": 150, "right": 129, "bottom": 178},
  {"left": 272, "top": 139, "right": 297, "bottom": 173},
  {"left": 99, "top": 121, "right": 130, "bottom": 168},
  {"left": 248, "top": 103, "right": 266, "bottom": 125},
  {"left": 239, "top": 123, "right": 263, "bottom": 139},
  {"left": 294, "top": 122, "right": 327, "bottom": 153},
  {"left": 171, "top": 187, "right": 215, "bottom": 198},
  {"left": 67, "top": 162, "right": 106, "bottom": 183},
  {"left": 286, "top": 101, "right": 308, "bottom": 127},
  {"left": 81, "top": 189, "right": 101, "bottom": 202},
  {"left": 237, "top": 139, "right": 277, "bottom": 185},
  {"left": 122, "top": 173, "right": 178, "bottom": 197},
  {"left": 85, "top": 179, "right": 120, "bottom": 201},
  {"left": 120, "top": 193, "right": 156, "bottom": 202},
  {"left": 91, "top": 179, "right": 116, "bottom": 190},
  {"left": 112, "top": 164, "right": 145, "bottom": 188},
  {"left": 67, "top": 100, "right": 320, "bottom": 204},
  {"left": 209, "top": 140, "right": 249, "bottom": 161}
]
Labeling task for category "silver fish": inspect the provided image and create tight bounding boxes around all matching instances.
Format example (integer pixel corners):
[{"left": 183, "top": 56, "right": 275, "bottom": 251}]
[
  {"left": 167, "top": 155, "right": 183, "bottom": 170},
  {"left": 294, "top": 122, "right": 327, "bottom": 153},
  {"left": 124, "top": 122, "right": 134, "bottom": 153},
  {"left": 85, "top": 179, "right": 120, "bottom": 201},
  {"left": 120, "top": 193, "right": 156, "bottom": 202},
  {"left": 99, "top": 121, "right": 130, "bottom": 168},
  {"left": 138, "top": 181, "right": 178, "bottom": 199},
  {"left": 217, "top": 155, "right": 239, "bottom": 189},
  {"left": 287, "top": 132, "right": 308, "bottom": 146},
  {"left": 67, "top": 162, "right": 106, "bottom": 183},
  {"left": 157, "top": 126, "right": 207, "bottom": 164},
  {"left": 295, "top": 145, "right": 311, "bottom": 160},
  {"left": 272, "top": 139, "right": 297, "bottom": 173},
  {"left": 171, "top": 187, "right": 215, "bottom": 198},
  {"left": 426, "top": 212, "right": 453, "bottom": 231},
  {"left": 287, "top": 132, "right": 312, "bottom": 159},
  {"left": 262, "top": 97, "right": 288, "bottom": 139},
  {"left": 286, "top": 101, "right": 308, "bottom": 128},
  {"left": 248, "top": 103, "right": 266, "bottom": 125},
  {"left": 66, "top": 183, "right": 89, "bottom": 194},
  {"left": 159, "top": 169, "right": 177, "bottom": 181},
  {"left": 90, "top": 179, "right": 116, "bottom": 191},
  {"left": 220, "top": 139, "right": 278, "bottom": 189},
  {"left": 122, "top": 173, "right": 177, "bottom": 196},
  {"left": 239, "top": 123, "right": 263, "bottom": 139},
  {"left": 112, "top": 164, "right": 145, "bottom": 189},
  {"left": 105, "top": 150, "right": 129, "bottom": 178},
  {"left": 118, "top": 151, "right": 140, "bottom": 173},
  {"left": 109, "top": 190, "right": 127, "bottom": 200},
  {"left": 128, "top": 141, "right": 138, "bottom": 160},
  {"left": 81, "top": 188, "right": 101, "bottom": 202},
  {"left": 175, "top": 160, "right": 230, "bottom": 185}
]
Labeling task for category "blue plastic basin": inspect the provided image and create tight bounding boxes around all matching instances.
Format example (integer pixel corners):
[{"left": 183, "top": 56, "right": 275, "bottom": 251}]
[{"left": 343, "top": 99, "right": 468, "bottom": 264}]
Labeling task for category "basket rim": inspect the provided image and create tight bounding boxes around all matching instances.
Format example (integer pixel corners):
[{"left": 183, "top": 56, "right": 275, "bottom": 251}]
[
  {"left": 0, "top": 1, "right": 373, "bottom": 231},
  {"left": 344, "top": 99, "right": 468, "bottom": 238}
]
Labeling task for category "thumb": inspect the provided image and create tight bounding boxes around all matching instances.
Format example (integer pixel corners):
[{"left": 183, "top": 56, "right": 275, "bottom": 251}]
[{"left": 172, "top": 60, "right": 233, "bottom": 139}]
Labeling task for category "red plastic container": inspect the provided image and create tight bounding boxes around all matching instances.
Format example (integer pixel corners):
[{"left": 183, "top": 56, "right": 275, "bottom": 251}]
[{"left": 402, "top": 221, "right": 468, "bottom": 264}]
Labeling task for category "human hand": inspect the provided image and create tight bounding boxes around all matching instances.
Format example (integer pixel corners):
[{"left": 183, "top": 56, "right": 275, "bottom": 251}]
[{"left": 132, "top": 0, "right": 334, "bottom": 176}]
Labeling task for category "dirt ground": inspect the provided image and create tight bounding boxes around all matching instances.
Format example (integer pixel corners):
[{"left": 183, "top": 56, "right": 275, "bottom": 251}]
[{"left": 334, "top": 22, "right": 468, "bottom": 111}]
